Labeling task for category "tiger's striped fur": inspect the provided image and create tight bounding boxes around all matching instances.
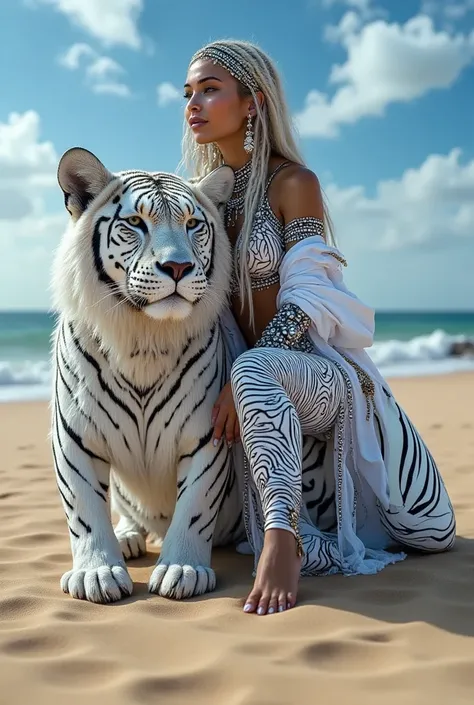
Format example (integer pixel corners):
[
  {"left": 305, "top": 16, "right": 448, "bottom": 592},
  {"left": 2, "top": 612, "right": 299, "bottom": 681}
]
[{"left": 51, "top": 148, "right": 243, "bottom": 604}]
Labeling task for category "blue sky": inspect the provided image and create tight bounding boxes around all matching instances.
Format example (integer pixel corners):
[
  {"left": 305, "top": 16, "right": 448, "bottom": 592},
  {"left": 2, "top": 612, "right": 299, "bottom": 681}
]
[{"left": 0, "top": 0, "right": 473, "bottom": 311}]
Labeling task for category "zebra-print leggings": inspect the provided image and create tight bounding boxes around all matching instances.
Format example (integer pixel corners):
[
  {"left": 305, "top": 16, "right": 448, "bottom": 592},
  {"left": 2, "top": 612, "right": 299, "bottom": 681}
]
[{"left": 230, "top": 347, "right": 456, "bottom": 575}]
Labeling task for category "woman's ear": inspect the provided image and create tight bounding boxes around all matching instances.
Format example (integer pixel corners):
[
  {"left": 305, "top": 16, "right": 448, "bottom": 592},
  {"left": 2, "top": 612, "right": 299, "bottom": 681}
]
[{"left": 248, "top": 91, "right": 265, "bottom": 117}]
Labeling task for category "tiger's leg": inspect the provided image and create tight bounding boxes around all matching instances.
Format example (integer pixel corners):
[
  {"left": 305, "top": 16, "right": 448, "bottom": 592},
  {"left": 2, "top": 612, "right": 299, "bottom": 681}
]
[
  {"left": 376, "top": 398, "right": 456, "bottom": 552},
  {"left": 52, "top": 408, "right": 133, "bottom": 604},
  {"left": 148, "top": 441, "right": 232, "bottom": 599},
  {"left": 110, "top": 473, "right": 147, "bottom": 560},
  {"left": 230, "top": 347, "right": 345, "bottom": 615}
]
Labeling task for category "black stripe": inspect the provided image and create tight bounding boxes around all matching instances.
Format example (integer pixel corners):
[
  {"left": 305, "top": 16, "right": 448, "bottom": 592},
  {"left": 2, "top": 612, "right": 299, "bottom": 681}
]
[
  {"left": 69, "top": 325, "right": 140, "bottom": 434},
  {"left": 78, "top": 516, "right": 92, "bottom": 533},
  {"left": 179, "top": 428, "right": 214, "bottom": 461},
  {"left": 58, "top": 486, "right": 74, "bottom": 512},
  {"left": 146, "top": 329, "right": 215, "bottom": 433},
  {"left": 54, "top": 388, "right": 108, "bottom": 469}
]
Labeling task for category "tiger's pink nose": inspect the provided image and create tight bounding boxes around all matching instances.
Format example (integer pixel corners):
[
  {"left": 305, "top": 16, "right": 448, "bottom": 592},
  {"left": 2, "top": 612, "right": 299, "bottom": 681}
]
[{"left": 159, "top": 260, "right": 195, "bottom": 282}]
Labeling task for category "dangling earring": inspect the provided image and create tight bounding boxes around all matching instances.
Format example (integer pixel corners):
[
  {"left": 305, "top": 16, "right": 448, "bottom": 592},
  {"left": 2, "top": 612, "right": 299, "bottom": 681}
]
[{"left": 243, "top": 113, "right": 254, "bottom": 154}]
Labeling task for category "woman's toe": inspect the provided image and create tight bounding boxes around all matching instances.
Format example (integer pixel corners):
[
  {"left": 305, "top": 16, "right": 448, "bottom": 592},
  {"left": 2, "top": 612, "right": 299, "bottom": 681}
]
[
  {"left": 267, "top": 593, "right": 279, "bottom": 615},
  {"left": 243, "top": 590, "right": 261, "bottom": 613},
  {"left": 278, "top": 591, "right": 287, "bottom": 612},
  {"left": 257, "top": 594, "right": 271, "bottom": 615}
]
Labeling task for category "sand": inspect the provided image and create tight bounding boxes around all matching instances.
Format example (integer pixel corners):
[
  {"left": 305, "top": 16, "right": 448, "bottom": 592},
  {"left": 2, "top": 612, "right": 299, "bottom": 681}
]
[{"left": 1, "top": 373, "right": 474, "bottom": 705}]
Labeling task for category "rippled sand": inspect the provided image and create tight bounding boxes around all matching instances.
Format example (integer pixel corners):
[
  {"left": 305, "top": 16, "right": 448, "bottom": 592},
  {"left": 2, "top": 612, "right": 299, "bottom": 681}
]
[{"left": 1, "top": 374, "right": 474, "bottom": 705}]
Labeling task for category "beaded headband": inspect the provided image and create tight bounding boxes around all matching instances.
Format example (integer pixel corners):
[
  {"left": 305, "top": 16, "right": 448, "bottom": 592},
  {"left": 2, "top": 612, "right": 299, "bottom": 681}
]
[{"left": 189, "top": 44, "right": 260, "bottom": 93}]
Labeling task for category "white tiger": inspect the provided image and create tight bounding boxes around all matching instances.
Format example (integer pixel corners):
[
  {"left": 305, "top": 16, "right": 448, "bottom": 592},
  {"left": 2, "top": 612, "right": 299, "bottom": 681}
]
[{"left": 50, "top": 147, "right": 244, "bottom": 604}]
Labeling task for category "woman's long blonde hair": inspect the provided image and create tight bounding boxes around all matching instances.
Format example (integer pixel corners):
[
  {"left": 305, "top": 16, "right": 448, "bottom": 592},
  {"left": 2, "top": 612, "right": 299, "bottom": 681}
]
[{"left": 180, "top": 39, "right": 335, "bottom": 329}]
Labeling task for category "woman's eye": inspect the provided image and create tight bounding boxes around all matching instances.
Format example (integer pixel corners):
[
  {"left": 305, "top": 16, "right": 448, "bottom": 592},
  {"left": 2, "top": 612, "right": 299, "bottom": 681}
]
[
  {"left": 186, "top": 217, "right": 199, "bottom": 229},
  {"left": 204, "top": 86, "right": 216, "bottom": 93},
  {"left": 125, "top": 216, "right": 143, "bottom": 227}
]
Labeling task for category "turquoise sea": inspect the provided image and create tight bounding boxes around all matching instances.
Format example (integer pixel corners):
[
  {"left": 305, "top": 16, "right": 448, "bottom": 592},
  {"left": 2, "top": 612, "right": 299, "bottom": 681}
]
[{"left": 1, "top": 310, "right": 473, "bottom": 402}]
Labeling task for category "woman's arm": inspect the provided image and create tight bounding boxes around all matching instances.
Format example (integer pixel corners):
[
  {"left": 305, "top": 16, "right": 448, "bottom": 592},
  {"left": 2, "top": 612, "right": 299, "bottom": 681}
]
[
  {"left": 254, "top": 166, "right": 327, "bottom": 351},
  {"left": 276, "top": 165, "right": 326, "bottom": 242}
]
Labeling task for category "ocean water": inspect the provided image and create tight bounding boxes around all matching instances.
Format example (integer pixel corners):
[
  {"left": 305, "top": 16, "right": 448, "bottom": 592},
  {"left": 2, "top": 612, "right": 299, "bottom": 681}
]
[{"left": 1, "top": 310, "right": 474, "bottom": 403}]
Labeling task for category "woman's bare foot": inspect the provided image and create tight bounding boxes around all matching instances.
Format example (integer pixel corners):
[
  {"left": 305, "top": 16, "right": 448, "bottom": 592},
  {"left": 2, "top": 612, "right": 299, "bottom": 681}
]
[{"left": 243, "top": 528, "right": 302, "bottom": 615}]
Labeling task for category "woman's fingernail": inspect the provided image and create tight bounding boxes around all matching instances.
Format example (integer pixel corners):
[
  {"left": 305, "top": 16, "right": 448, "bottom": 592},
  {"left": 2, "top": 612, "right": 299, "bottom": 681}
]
[
  {"left": 243, "top": 603, "right": 252, "bottom": 612},
  {"left": 287, "top": 602, "right": 292, "bottom": 610},
  {"left": 268, "top": 607, "right": 275, "bottom": 614},
  {"left": 257, "top": 606, "right": 265, "bottom": 615},
  {"left": 227, "top": 441, "right": 233, "bottom": 448},
  {"left": 213, "top": 438, "right": 219, "bottom": 447},
  {"left": 279, "top": 605, "right": 285, "bottom": 612}
]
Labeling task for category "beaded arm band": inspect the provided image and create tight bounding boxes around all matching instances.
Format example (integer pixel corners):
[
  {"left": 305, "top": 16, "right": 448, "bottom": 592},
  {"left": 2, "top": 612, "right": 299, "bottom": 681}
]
[
  {"left": 254, "top": 302, "right": 313, "bottom": 353},
  {"left": 284, "top": 216, "right": 325, "bottom": 247}
]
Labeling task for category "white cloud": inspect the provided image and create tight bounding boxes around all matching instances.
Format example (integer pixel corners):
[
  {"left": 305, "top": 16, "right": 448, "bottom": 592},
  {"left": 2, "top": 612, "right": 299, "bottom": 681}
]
[
  {"left": 296, "top": 14, "right": 474, "bottom": 137},
  {"left": 324, "top": 10, "right": 362, "bottom": 42},
  {"left": 0, "top": 110, "right": 59, "bottom": 214},
  {"left": 325, "top": 148, "right": 474, "bottom": 251},
  {"left": 0, "top": 212, "right": 66, "bottom": 310},
  {"left": 157, "top": 82, "right": 182, "bottom": 107},
  {"left": 421, "top": 0, "right": 474, "bottom": 20},
  {"left": 86, "top": 56, "right": 122, "bottom": 79},
  {"left": 322, "top": 0, "right": 385, "bottom": 20},
  {"left": 0, "top": 111, "right": 57, "bottom": 181},
  {"left": 32, "top": 0, "right": 144, "bottom": 49},
  {"left": 328, "top": 148, "right": 474, "bottom": 308},
  {"left": 0, "top": 189, "right": 37, "bottom": 221},
  {"left": 59, "top": 43, "right": 131, "bottom": 98},
  {"left": 0, "top": 211, "right": 65, "bottom": 241},
  {"left": 0, "top": 111, "right": 65, "bottom": 309},
  {"left": 86, "top": 56, "right": 131, "bottom": 97},
  {"left": 92, "top": 82, "right": 131, "bottom": 98},
  {"left": 420, "top": 0, "right": 438, "bottom": 14},
  {"left": 323, "top": 0, "right": 368, "bottom": 8},
  {"left": 58, "top": 42, "right": 95, "bottom": 69}
]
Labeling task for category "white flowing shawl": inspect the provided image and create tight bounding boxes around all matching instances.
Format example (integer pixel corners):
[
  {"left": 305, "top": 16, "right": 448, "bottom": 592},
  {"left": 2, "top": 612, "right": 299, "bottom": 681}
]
[{"left": 220, "top": 235, "right": 406, "bottom": 575}]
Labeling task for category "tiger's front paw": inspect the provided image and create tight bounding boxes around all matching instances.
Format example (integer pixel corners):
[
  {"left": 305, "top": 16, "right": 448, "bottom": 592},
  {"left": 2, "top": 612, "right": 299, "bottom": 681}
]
[
  {"left": 116, "top": 530, "right": 147, "bottom": 560},
  {"left": 148, "top": 563, "right": 216, "bottom": 599},
  {"left": 61, "top": 564, "right": 133, "bottom": 604}
]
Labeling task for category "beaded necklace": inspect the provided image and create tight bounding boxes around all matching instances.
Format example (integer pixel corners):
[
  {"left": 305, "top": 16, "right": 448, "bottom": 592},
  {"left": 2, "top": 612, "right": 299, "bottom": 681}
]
[{"left": 224, "top": 159, "right": 252, "bottom": 228}]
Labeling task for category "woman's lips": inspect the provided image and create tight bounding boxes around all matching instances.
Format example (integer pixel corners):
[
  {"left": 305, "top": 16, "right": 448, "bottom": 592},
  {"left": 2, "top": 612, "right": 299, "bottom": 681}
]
[{"left": 189, "top": 118, "right": 208, "bottom": 129}]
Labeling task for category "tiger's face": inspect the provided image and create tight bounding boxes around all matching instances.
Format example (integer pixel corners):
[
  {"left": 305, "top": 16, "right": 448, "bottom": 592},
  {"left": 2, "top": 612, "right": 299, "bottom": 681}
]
[
  {"left": 55, "top": 148, "right": 234, "bottom": 323},
  {"left": 88, "top": 170, "right": 225, "bottom": 321}
]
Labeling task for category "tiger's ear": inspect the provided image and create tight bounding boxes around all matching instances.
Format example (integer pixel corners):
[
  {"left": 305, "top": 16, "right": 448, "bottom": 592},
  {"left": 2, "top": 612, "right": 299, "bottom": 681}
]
[
  {"left": 57, "top": 147, "right": 114, "bottom": 221},
  {"left": 195, "top": 165, "right": 235, "bottom": 210}
]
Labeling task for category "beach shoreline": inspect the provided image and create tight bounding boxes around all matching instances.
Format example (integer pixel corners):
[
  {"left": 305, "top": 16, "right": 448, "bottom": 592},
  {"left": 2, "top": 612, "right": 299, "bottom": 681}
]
[{"left": 2, "top": 308, "right": 474, "bottom": 404}]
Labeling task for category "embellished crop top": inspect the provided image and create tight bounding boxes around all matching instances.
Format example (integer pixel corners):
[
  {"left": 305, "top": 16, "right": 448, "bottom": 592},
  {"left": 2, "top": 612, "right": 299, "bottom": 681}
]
[{"left": 231, "top": 161, "right": 325, "bottom": 295}]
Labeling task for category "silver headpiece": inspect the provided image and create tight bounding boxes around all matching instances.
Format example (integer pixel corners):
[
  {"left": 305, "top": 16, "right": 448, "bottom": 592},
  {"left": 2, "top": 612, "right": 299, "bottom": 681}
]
[{"left": 190, "top": 43, "right": 259, "bottom": 93}]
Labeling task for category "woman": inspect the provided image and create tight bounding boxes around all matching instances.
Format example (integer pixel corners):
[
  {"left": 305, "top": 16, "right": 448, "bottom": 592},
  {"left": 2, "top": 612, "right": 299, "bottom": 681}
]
[{"left": 182, "top": 39, "right": 455, "bottom": 616}]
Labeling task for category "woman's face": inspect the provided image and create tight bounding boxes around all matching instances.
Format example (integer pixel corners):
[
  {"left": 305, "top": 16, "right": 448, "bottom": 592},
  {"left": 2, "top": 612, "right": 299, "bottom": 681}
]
[{"left": 184, "top": 59, "right": 249, "bottom": 146}]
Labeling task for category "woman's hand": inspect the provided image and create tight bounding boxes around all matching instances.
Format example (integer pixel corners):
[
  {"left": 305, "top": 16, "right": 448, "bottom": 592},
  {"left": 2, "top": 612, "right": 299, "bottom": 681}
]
[{"left": 211, "top": 381, "right": 240, "bottom": 447}]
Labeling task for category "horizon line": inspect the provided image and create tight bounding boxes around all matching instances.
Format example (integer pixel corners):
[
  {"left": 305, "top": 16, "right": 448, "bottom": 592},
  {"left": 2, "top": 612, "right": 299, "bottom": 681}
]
[{"left": 0, "top": 308, "right": 474, "bottom": 316}]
